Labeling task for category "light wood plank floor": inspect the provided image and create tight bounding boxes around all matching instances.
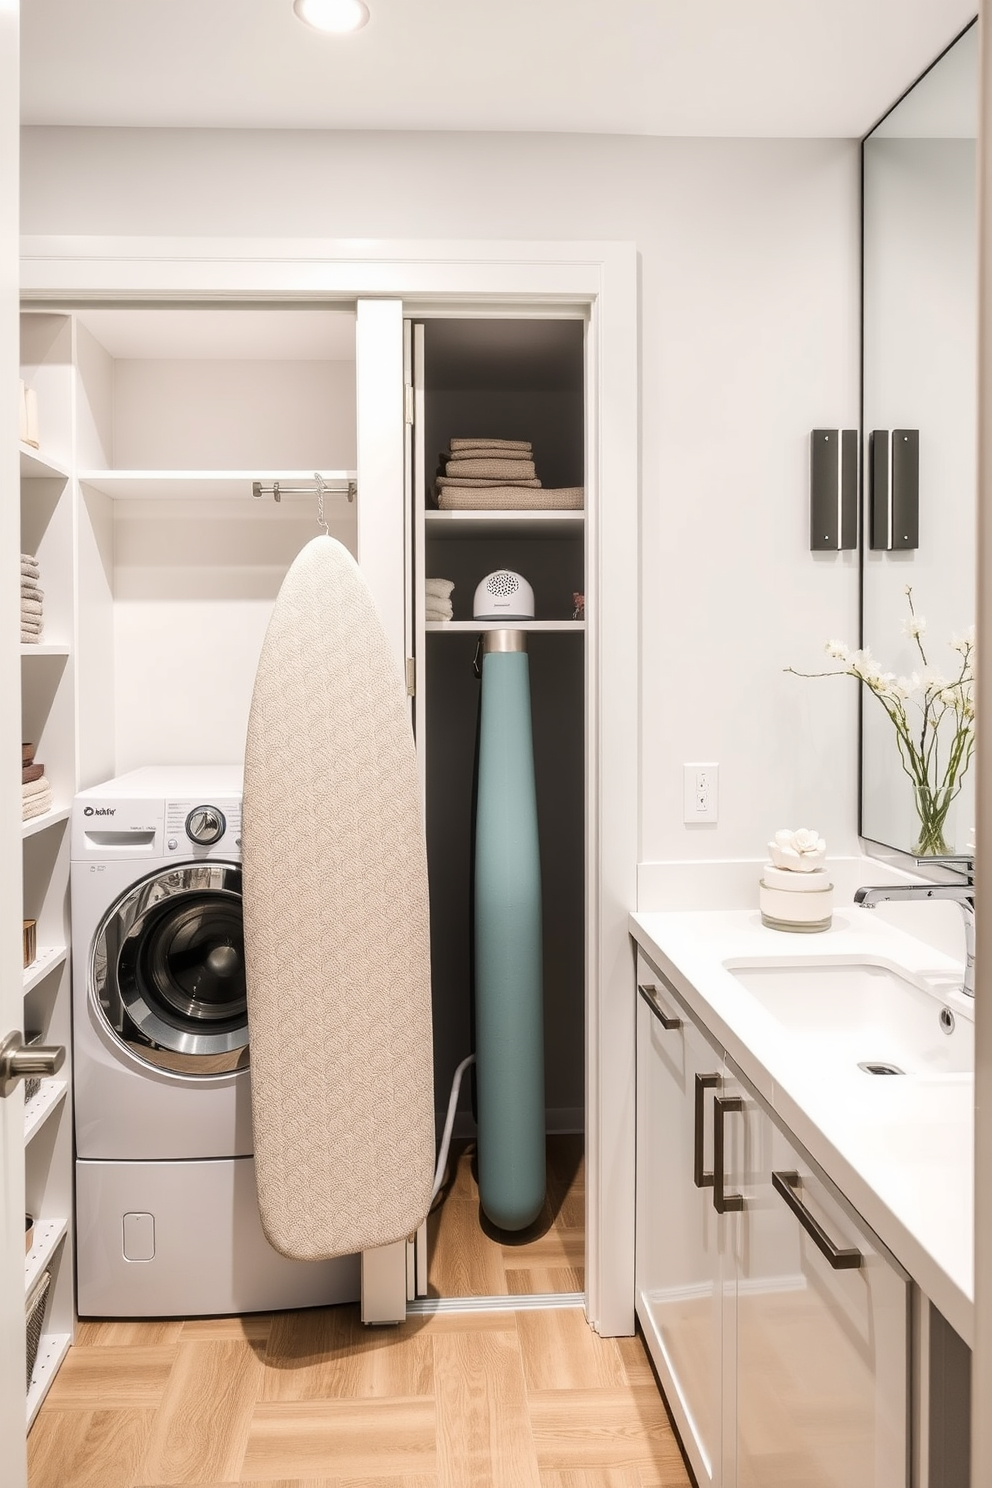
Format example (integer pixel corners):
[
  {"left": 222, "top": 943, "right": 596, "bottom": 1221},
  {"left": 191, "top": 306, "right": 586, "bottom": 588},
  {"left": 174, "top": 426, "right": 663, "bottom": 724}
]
[
  {"left": 28, "top": 1306, "right": 692, "bottom": 1488},
  {"left": 427, "top": 1135, "right": 585, "bottom": 1298}
]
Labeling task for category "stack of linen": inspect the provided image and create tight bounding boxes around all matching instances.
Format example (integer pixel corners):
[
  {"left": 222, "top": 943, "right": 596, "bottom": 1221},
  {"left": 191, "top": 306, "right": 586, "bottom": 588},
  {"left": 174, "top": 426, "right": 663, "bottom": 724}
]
[
  {"left": 20, "top": 554, "right": 44, "bottom": 644},
  {"left": 425, "top": 578, "right": 454, "bottom": 623},
  {"left": 435, "top": 436, "right": 584, "bottom": 511},
  {"left": 22, "top": 743, "right": 52, "bottom": 822}
]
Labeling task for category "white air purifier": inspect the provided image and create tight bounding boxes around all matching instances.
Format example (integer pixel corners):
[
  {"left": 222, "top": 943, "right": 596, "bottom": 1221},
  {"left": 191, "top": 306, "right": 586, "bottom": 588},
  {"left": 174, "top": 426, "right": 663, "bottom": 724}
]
[{"left": 473, "top": 570, "right": 535, "bottom": 621}]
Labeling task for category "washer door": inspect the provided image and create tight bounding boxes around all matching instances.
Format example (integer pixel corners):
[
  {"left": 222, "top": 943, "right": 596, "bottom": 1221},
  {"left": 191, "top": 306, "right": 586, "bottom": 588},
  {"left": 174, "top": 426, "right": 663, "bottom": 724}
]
[{"left": 92, "top": 862, "right": 249, "bottom": 1076}]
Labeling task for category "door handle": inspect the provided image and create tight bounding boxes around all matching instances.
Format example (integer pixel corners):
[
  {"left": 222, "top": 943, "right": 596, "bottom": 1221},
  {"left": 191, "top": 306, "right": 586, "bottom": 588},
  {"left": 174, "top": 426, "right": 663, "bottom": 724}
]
[
  {"left": 772, "top": 1170, "right": 862, "bottom": 1270},
  {"left": 693, "top": 1073, "right": 720, "bottom": 1188},
  {"left": 713, "top": 1094, "right": 744, "bottom": 1213},
  {"left": 0, "top": 1031, "right": 64, "bottom": 1098},
  {"left": 638, "top": 982, "right": 682, "bottom": 1030}
]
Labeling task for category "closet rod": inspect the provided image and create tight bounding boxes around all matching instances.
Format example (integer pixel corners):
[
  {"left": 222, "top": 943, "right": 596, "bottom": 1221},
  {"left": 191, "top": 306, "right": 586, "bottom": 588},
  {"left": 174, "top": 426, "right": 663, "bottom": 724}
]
[{"left": 252, "top": 477, "right": 357, "bottom": 504}]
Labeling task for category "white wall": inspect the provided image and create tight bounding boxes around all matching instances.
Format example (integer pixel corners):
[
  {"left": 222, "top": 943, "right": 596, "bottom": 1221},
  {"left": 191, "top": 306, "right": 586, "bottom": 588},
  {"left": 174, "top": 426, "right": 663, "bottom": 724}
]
[{"left": 21, "top": 126, "right": 863, "bottom": 871}]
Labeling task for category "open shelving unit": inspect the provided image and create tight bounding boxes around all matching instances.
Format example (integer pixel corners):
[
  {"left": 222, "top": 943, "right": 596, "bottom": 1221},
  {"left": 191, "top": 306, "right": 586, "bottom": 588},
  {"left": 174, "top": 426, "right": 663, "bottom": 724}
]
[{"left": 20, "top": 311, "right": 76, "bottom": 1429}]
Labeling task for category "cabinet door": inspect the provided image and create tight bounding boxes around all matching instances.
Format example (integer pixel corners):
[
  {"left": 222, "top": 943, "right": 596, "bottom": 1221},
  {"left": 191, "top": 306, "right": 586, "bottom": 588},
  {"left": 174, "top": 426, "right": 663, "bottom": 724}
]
[
  {"left": 733, "top": 1086, "right": 909, "bottom": 1488},
  {"left": 636, "top": 960, "right": 727, "bottom": 1488}
]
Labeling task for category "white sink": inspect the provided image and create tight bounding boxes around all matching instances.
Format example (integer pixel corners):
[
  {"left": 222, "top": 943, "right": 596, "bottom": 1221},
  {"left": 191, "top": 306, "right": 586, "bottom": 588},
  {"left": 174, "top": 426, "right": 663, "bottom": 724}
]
[{"left": 724, "top": 958, "right": 973, "bottom": 1077}]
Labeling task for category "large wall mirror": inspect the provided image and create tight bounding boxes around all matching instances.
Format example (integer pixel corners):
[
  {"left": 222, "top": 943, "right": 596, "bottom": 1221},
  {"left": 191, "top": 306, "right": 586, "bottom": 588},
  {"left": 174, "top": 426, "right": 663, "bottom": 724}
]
[{"left": 861, "top": 19, "right": 977, "bottom": 860}]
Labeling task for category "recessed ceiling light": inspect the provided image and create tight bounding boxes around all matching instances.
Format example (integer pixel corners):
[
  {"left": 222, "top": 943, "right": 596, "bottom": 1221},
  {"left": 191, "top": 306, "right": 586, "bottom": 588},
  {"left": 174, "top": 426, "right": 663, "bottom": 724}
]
[{"left": 294, "top": 0, "right": 370, "bottom": 33}]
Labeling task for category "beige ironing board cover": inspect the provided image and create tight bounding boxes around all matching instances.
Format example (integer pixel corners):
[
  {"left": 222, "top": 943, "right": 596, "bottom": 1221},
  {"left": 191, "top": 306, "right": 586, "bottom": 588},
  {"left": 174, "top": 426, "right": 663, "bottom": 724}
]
[{"left": 242, "top": 536, "right": 435, "bottom": 1260}]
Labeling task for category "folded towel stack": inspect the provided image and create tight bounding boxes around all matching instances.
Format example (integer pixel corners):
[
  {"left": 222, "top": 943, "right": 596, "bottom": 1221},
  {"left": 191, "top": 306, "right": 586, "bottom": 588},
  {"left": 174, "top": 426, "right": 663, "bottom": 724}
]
[
  {"left": 21, "top": 743, "right": 52, "bottom": 822},
  {"left": 436, "top": 436, "right": 584, "bottom": 511},
  {"left": 426, "top": 577, "right": 455, "bottom": 623},
  {"left": 21, "top": 555, "right": 44, "bottom": 645}
]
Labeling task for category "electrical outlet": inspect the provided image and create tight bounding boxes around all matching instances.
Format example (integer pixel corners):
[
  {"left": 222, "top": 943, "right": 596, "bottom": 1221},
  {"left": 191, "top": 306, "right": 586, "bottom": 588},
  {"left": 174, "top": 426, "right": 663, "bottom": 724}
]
[{"left": 683, "top": 762, "right": 718, "bottom": 824}]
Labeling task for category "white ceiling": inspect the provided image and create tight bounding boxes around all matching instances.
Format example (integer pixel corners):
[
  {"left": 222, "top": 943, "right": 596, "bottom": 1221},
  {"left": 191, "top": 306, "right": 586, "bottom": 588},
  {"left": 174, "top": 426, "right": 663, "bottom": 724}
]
[{"left": 20, "top": 0, "right": 977, "bottom": 138}]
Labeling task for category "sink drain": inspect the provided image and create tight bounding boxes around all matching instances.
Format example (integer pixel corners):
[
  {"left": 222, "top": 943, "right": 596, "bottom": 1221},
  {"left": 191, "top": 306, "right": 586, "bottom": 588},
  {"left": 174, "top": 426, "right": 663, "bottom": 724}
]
[{"left": 858, "top": 1061, "right": 905, "bottom": 1076}]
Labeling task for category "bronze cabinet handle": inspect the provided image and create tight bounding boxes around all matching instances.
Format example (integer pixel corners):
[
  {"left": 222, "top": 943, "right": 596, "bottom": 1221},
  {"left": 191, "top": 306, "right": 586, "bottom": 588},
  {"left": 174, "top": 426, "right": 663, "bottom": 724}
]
[
  {"left": 638, "top": 982, "right": 681, "bottom": 1031},
  {"left": 713, "top": 1095, "right": 744, "bottom": 1213},
  {"left": 772, "top": 1170, "right": 862, "bottom": 1270}
]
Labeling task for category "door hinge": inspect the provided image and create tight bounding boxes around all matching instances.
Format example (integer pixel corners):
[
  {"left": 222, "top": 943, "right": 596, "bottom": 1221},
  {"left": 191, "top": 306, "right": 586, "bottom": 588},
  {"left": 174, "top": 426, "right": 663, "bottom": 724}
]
[
  {"left": 404, "top": 384, "right": 414, "bottom": 426},
  {"left": 405, "top": 657, "right": 416, "bottom": 696}
]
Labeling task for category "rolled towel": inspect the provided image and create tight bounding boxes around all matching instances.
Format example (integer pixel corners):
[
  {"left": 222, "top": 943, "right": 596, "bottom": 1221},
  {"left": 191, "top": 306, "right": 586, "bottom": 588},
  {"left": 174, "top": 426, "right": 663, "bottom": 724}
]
[
  {"left": 425, "top": 578, "right": 455, "bottom": 600},
  {"left": 437, "top": 476, "right": 542, "bottom": 489},
  {"left": 446, "top": 458, "right": 537, "bottom": 480},
  {"left": 21, "top": 597, "right": 43, "bottom": 618},
  {"left": 22, "top": 787, "right": 53, "bottom": 822},
  {"left": 23, "top": 774, "right": 51, "bottom": 801},
  {"left": 22, "top": 762, "right": 44, "bottom": 785},
  {"left": 450, "top": 438, "right": 532, "bottom": 453}
]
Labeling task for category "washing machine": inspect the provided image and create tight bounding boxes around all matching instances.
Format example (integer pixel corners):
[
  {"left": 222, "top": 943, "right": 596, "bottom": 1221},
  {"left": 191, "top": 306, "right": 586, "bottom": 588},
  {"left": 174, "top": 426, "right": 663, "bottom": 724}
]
[{"left": 71, "top": 765, "right": 360, "bottom": 1317}]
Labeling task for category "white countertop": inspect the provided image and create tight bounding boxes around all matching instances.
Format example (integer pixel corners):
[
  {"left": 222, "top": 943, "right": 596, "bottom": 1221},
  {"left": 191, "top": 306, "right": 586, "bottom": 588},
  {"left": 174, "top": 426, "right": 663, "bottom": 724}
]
[{"left": 630, "top": 905, "right": 975, "bottom": 1345}]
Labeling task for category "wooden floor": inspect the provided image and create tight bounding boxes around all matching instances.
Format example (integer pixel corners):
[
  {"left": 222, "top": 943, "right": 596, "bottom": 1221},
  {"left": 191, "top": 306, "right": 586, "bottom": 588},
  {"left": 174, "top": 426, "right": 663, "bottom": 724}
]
[
  {"left": 28, "top": 1305, "right": 692, "bottom": 1488},
  {"left": 28, "top": 1135, "right": 693, "bottom": 1487},
  {"left": 427, "top": 1135, "right": 584, "bottom": 1297}
]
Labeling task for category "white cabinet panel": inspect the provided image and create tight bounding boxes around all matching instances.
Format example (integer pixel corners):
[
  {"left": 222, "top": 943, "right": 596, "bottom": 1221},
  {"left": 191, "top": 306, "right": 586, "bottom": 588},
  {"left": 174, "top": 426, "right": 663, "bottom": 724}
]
[{"left": 636, "top": 959, "right": 725, "bottom": 1487}]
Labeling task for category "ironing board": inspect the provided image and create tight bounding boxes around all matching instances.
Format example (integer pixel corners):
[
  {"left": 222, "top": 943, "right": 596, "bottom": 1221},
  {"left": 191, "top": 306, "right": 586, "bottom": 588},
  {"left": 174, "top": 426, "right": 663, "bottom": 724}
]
[{"left": 242, "top": 536, "right": 434, "bottom": 1260}]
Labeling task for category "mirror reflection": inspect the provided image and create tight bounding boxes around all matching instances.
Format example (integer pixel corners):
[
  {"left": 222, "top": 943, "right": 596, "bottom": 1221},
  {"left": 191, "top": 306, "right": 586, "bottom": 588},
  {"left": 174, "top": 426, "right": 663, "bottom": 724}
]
[{"left": 861, "top": 20, "right": 978, "bottom": 859}]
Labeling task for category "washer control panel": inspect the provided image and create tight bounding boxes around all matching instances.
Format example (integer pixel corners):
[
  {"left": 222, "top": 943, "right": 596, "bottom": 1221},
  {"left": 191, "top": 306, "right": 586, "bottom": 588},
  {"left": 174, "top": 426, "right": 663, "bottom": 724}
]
[{"left": 165, "top": 796, "right": 242, "bottom": 857}]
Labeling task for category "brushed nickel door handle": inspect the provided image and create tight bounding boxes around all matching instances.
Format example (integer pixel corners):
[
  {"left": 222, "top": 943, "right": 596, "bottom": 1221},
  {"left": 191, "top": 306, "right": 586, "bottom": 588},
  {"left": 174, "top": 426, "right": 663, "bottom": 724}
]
[{"left": 0, "top": 1031, "right": 64, "bottom": 1098}]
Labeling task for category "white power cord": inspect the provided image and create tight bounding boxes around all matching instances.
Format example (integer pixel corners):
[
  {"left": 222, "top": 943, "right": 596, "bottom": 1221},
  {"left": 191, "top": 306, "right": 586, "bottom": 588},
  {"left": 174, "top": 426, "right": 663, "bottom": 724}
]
[{"left": 431, "top": 1053, "right": 476, "bottom": 1203}]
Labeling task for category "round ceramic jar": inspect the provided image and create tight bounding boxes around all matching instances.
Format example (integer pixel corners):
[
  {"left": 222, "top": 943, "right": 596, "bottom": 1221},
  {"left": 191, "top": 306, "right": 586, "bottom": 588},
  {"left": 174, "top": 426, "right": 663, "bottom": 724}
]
[{"left": 759, "top": 865, "right": 833, "bottom": 932}]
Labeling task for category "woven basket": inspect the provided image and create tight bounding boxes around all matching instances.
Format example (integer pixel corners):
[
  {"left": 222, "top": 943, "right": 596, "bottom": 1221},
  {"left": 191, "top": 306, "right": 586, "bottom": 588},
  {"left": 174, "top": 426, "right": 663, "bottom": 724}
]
[{"left": 25, "top": 1268, "right": 51, "bottom": 1390}]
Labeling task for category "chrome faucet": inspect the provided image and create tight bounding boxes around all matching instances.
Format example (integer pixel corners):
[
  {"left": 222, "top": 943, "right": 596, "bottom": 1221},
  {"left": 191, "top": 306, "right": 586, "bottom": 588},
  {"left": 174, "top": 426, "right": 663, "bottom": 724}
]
[{"left": 854, "top": 859, "right": 976, "bottom": 997}]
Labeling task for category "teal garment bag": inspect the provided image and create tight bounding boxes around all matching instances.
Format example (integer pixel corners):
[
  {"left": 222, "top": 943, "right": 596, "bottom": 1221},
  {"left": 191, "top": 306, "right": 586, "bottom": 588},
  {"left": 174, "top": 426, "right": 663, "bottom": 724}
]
[{"left": 473, "top": 632, "right": 546, "bottom": 1231}]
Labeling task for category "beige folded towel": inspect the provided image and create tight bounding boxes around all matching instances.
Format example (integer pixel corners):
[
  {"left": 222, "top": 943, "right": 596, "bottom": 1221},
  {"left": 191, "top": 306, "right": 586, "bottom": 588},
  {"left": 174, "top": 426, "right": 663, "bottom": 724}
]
[
  {"left": 437, "top": 486, "right": 584, "bottom": 512},
  {"left": 425, "top": 578, "right": 455, "bottom": 600},
  {"left": 446, "top": 458, "right": 537, "bottom": 480},
  {"left": 21, "top": 597, "right": 44, "bottom": 618},
  {"left": 21, "top": 581, "right": 42, "bottom": 599},
  {"left": 437, "top": 476, "right": 542, "bottom": 490},
  {"left": 23, "top": 774, "right": 51, "bottom": 800},
  {"left": 426, "top": 601, "right": 453, "bottom": 620},
  {"left": 446, "top": 449, "right": 534, "bottom": 465},
  {"left": 22, "top": 787, "right": 53, "bottom": 822},
  {"left": 21, "top": 630, "right": 42, "bottom": 645},
  {"left": 450, "top": 437, "right": 532, "bottom": 452},
  {"left": 21, "top": 553, "right": 39, "bottom": 573}
]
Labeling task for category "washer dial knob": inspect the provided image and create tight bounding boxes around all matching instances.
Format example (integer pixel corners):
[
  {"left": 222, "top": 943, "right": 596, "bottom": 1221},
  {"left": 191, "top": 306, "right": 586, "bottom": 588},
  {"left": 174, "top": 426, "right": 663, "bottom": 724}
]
[{"left": 186, "top": 805, "right": 226, "bottom": 846}]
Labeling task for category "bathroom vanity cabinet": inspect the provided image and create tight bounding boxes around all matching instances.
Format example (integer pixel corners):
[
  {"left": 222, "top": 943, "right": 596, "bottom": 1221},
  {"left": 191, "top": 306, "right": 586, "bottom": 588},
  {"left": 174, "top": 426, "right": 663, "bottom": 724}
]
[{"left": 635, "top": 948, "right": 910, "bottom": 1488}]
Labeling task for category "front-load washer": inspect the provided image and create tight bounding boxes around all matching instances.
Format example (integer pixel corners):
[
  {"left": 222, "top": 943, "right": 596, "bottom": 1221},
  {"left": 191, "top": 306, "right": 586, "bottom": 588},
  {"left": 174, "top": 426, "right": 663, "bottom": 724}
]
[{"left": 71, "top": 765, "right": 359, "bottom": 1316}]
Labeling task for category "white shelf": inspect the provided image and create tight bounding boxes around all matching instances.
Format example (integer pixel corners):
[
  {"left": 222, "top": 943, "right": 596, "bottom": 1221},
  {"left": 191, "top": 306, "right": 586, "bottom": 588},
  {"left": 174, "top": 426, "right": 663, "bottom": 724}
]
[
  {"left": 27, "top": 1332, "right": 71, "bottom": 1428},
  {"left": 23, "top": 946, "right": 68, "bottom": 996},
  {"left": 78, "top": 468, "right": 358, "bottom": 501},
  {"left": 425, "top": 619, "right": 585, "bottom": 632},
  {"left": 21, "top": 808, "right": 70, "bottom": 841},
  {"left": 425, "top": 509, "right": 584, "bottom": 539},
  {"left": 20, "top": 445, "right": 69, "bottom": 481},
  {"left": 20, "top": 644, "right": 70, "bottom": 657},
  {"left": 24, "top": 1080, "right": 68, "bottom": 1146},
  {"left": 24, "top": 1218, "right": 68, "bottom": 1297}
]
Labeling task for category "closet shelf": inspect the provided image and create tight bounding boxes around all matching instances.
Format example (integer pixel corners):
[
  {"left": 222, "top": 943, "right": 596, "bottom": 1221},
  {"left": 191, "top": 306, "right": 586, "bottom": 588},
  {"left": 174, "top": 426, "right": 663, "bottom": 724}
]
[
  {"left": 20, "top": 445, "right": 69, "bottom": 481},
  {"left": 24, "top": 1080, "right": 68, "bottom": 1145},
  {"left": 425, "top": 620, "right": 585, "bottom": 633},
  {"left": 78, "top": 469, "right": 358, "bottom": 501},
  {"left": 25, "top": 1217, "right": 68, "bottom": 1296},
  {"left": 23, "top": 946, "right": 68, "bottom": 996},
  {"left": 425, "top": 510, "right": 584, "bottom": 540},
  {"left": 20, "top": 644, "right": 70, "bottom": 658},
  {"left": 22, "top": 809, "right": 70, "bottom": 841},
  {"left": 27, "top": 1333, "right": 71, "bottom": 1428}
]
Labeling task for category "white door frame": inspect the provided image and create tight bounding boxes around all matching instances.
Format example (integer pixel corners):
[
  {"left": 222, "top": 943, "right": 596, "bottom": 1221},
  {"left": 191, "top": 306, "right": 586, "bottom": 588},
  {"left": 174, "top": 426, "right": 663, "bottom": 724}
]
[{"left": 20, "top": 236, "right": 640, "bottom": 1336}]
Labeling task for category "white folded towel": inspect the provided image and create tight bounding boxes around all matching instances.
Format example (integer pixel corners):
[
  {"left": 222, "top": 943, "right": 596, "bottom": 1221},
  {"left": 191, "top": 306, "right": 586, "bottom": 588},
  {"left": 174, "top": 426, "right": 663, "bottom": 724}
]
[
  {"left": 22, "top": 786, "right": 53, "bottom": 821},
  {"left": 425, "top": 578, "right": 455, "bottom": 600},
  {"left": 22, "top": 774, "right": 50, "bottom": 801},
  {"left": 426, "top": 600, "right": 454, "bottom": 621}
]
